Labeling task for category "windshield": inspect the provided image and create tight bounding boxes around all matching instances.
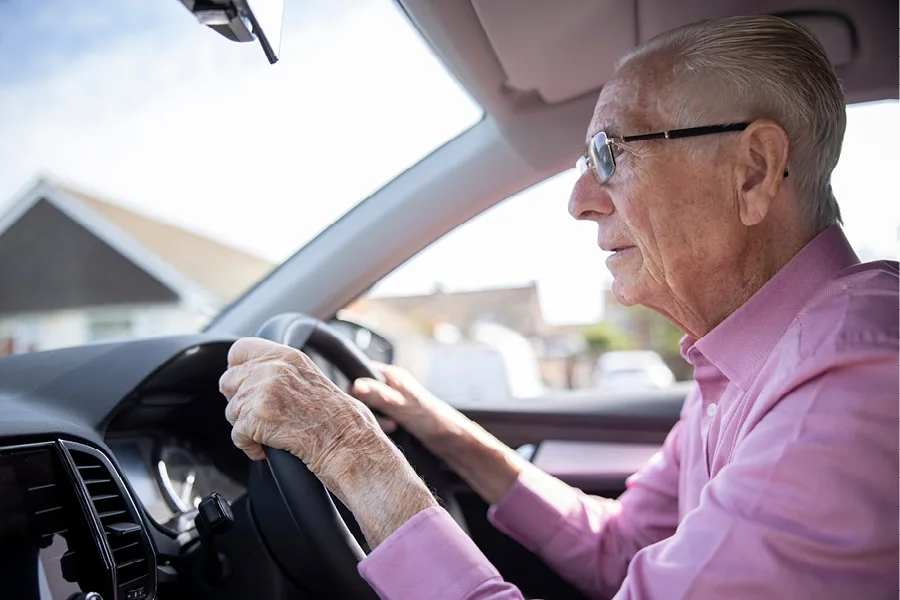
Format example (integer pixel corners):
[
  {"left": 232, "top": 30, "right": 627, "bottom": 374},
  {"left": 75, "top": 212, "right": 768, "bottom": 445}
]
[{"left": 0, "top": 0, "right": 481, "bottom": 352}]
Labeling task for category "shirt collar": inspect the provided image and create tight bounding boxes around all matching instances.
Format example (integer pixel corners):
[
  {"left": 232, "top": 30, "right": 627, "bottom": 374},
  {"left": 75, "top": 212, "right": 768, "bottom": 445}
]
[{"left": 681, "top": 226, "right": 859, "bottom": 390}]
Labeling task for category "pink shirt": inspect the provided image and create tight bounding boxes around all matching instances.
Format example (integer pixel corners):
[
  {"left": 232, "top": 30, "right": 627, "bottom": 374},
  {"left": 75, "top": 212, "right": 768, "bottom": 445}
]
[{"left": 359, "top": 226, "right": 899, "bottom": 600}]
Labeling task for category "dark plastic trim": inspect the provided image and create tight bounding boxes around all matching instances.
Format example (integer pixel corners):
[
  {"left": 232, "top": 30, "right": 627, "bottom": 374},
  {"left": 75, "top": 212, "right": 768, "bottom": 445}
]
[{"left": 63, "top": 440, "right": 159, "bottom": 600}]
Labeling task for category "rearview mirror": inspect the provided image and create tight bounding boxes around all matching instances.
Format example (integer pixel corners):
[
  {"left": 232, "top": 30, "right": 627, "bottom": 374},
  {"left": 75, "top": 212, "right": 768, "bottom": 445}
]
[{"left": 179, "top": 0, "right": 284, "bottom": 64}]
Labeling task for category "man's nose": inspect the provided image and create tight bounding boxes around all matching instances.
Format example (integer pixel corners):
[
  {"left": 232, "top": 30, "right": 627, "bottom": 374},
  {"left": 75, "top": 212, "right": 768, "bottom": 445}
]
[{"left": 568, "top": 171, "right": 614, "bottom": 221}]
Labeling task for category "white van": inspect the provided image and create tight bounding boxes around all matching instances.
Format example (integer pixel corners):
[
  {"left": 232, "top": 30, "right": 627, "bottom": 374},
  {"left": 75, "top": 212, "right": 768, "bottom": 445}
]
[{"left": 591, "top": 350, "right": 676, "bottom": 391}]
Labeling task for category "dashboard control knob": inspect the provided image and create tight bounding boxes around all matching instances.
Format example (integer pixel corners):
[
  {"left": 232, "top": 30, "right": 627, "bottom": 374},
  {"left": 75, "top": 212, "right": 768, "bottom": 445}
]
[
  {"left": 196, "top": 492, "right": 234, "bottom": 538},
  {"left": 196, "top": 492, "right": 234, "bottom": 585}
]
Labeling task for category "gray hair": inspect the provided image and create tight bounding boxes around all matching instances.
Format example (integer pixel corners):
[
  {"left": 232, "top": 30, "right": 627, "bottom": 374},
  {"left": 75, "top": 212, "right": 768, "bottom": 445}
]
[{"left": 618, "top": 15, "right": 845, "bottom": 229}]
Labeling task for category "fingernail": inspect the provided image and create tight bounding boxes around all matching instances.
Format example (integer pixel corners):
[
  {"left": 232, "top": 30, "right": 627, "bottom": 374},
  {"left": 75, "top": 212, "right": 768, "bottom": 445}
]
[{"left": 355, "top": 380, "right": 370, "bottom": 394}]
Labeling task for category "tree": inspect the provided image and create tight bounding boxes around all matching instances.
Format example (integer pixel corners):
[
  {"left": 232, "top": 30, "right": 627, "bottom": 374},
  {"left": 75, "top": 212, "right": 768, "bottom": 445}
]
[
  {"left": 582, "top": 321, "right": 636, "bottom": 353},
  {"left": 626, "top": 306, "right": 692, "bottom": 381}
]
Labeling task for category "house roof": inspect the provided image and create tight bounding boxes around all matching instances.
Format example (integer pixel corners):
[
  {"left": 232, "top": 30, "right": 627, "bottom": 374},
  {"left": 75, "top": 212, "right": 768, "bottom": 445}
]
[
  {"left": 348, "top": 283, "right": 550, "bottom": 338},
  {"left": 0, "top": 197, "right": 181, "bottom": 314},
  {"left": 0, "top": 177, "right": 274, "bottom": 310},
  {"left": 61, "top": 186, "right": 274, "bottom": 302}
]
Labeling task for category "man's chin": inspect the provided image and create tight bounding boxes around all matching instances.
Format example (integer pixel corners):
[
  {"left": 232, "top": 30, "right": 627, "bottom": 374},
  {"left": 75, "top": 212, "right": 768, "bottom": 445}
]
[{"left": 610, "top": 276, "right": 643, "bottom": 307}]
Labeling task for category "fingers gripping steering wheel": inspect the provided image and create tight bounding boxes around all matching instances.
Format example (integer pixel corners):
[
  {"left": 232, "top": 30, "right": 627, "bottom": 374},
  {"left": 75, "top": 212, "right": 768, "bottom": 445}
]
[{"left": 252, "top": 313, "right": 459, "bottom": 599}]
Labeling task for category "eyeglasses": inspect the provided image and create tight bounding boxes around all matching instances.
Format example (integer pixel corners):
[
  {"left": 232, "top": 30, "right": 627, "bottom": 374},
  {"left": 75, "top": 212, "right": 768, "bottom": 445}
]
[{"left": 576, "top": 122, "right": 789, "bottom": 184}]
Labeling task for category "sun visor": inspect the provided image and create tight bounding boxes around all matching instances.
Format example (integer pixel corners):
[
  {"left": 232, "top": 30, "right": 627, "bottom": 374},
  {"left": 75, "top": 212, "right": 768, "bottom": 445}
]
[
  {"left": 637, "top": 1, "right": 856, "bottom": 67},
  {"left": 472, "top": 0, "right": 637, "bottom": 104},
  {"left": 473, "top": 0, "right": 857, "bottom": 105}
]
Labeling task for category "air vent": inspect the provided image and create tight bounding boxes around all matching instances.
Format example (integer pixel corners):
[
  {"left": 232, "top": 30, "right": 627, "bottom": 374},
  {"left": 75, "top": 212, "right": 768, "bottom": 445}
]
[
  {"left": 28, "top": 479, "right": 68, "bottom": 541},
  {"left": 0, "top": 443, "right": 111, "bottom": 597},
  {"left": 27, "top": 478, "right": 88, "bottom": 587},
  {"left": 68, "top": 445, "right": 155, "bottom": 600}
]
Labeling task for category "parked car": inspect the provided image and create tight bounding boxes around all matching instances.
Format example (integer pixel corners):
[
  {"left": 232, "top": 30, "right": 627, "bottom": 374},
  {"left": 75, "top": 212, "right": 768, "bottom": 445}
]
[
  {"left": 591, "top": 350, "right": 676, "bottom": 391},
  {"left": 426, "top": 322, "right": 545, "bottom": 404}
]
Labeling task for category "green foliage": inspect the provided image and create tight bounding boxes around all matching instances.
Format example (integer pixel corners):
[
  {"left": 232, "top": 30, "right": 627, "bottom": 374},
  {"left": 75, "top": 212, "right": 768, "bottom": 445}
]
[
  {"left": 582, "top": 321, "right": 636, "bottom": 352},
  {"left": 626, "top": 306, "right": 692, "bottom": 380},
  {"left": 582, "top": 307, "right": 693, "bottom": 381}
]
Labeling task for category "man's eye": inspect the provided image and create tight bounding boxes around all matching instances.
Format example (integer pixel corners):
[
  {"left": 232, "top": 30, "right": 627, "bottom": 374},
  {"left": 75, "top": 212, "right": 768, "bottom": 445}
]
[{"left": 610, "top": 143, "right": 627, "bottom": 159}]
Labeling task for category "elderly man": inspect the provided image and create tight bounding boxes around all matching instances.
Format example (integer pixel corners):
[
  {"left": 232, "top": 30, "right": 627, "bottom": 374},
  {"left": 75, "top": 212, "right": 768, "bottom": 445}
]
[{"left": 218, "top": 14, "right": 899, "bottom": 600}]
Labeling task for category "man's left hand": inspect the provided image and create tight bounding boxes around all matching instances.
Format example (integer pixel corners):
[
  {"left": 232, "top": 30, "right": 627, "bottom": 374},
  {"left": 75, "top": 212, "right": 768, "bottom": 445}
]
[
  {"left": 218, "top": 337, "right": 382, "bottom": 483},
  {"left": 218, "top": 337, "right": 438, "bottom": 548}
]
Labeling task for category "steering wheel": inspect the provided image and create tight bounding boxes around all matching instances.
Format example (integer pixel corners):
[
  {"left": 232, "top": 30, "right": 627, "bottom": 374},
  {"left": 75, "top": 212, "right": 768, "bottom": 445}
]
[{"left": 251, "top": 313, "right": 461, "bottom": 599}]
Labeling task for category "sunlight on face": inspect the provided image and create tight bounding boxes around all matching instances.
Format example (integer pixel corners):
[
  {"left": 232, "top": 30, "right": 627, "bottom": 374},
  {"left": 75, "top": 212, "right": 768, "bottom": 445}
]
[{"left": 572, "top": 70, "right": 744, "bottom": 312}]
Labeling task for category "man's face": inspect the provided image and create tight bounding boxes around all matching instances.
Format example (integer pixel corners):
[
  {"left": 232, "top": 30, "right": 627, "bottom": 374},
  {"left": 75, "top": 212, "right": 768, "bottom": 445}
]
[{"left": 569, "top": 61, "right": 743, "bottom": 315}]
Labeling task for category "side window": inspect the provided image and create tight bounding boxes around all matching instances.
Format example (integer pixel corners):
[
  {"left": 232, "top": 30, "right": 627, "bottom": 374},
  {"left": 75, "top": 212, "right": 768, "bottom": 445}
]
[
  {"left": 344, "top": 100, "right": 898, "bottom": 406},
  {"left": 343, "top": 169, "right": 689, "bottom": 405}
]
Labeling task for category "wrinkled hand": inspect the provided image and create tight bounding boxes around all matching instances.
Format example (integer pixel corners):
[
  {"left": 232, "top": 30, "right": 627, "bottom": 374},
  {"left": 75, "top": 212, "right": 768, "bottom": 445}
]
[
  {"left": 353, "top": 364, "right": 525, "bottom": 505},
  {"left": 351, "top": 363, "right": 472, "bottom": 449},
  {"left": 218, "top": 337, "right": 383, "bottom": 481},
  {"left": 219, "top": 338, "right": 438, "bottom": 548}
]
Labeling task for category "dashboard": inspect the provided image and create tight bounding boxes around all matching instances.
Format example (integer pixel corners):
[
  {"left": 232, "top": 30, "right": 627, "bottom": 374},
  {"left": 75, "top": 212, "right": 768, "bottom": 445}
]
[
  {"left": 0, "top": 326, "right": 613, "bottom": 600},
  {"left": 0, "top": 331, "right": 394, "bottom": 600},
  {"left": 107, "top": 436, "right": 245, "bottom": 536},
  {"left": 0, "top": 334, "right": 288, "bottom": 600},
  {"left": 0, "top": 328, "right": 410, "bottom": 600}
]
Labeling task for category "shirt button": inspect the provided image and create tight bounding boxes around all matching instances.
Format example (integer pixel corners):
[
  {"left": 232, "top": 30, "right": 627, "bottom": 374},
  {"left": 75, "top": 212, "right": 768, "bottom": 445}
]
[{"left": 707, "top": 403, "right": 717, "bottom": 417}]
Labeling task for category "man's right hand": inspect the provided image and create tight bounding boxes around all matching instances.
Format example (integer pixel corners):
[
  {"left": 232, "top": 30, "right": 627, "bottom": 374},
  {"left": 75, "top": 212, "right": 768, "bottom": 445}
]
[
  {"left": 351, "top": 364, "right": 471, "bottom": 452},
  {"left": 351, "top": 364, "right": 528, "bottom": 505}
]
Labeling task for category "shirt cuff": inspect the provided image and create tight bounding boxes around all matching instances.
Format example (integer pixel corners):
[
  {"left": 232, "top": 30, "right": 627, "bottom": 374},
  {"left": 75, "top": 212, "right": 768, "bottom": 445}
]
[
  {"left": 359, "top": 506, "right": 503, "bottom": 600},
  {"left": 487, "top": 464, "right": 582, "bottom": 554}
]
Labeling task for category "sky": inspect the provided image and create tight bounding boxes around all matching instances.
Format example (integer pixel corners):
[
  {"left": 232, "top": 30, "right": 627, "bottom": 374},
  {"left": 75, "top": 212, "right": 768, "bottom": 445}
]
[{"left": 1, "top": 0, "right": 897, "bottom": 326}]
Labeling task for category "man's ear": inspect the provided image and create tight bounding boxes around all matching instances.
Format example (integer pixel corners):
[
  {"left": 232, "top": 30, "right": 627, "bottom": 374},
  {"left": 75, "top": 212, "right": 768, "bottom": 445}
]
[{"left": 734, "top": 119, "right": 790, "bottom": 226}]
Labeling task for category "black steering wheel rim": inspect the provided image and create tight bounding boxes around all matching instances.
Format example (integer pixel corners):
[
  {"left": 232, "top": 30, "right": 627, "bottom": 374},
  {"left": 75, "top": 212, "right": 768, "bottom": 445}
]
[{"left": 252, "top": 313, "right": 455, "bottom": 599}]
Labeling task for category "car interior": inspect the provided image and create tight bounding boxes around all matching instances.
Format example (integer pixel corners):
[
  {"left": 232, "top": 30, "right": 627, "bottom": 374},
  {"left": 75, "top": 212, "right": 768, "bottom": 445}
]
[{"left": 0, "top": 1, "right": 895, "bottom": 599}]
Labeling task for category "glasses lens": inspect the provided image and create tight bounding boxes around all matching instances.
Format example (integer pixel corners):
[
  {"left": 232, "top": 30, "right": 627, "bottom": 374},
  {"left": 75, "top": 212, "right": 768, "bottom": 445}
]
[{"left": 589, "top": 132, "right": 615, "bottom": 183}]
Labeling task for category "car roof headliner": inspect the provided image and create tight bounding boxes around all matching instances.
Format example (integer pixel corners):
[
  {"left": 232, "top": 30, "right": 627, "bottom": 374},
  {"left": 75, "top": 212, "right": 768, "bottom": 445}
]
[{"left": 400, "top": 0, "right": 898, "bottom": 172}]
